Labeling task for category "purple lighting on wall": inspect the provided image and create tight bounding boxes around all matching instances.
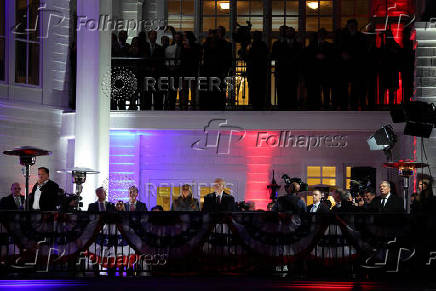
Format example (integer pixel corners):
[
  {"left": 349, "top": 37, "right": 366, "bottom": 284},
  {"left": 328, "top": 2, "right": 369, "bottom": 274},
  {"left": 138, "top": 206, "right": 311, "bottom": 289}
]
[{"left": 0, "top": 280, "right": 86, "bottom": 289}]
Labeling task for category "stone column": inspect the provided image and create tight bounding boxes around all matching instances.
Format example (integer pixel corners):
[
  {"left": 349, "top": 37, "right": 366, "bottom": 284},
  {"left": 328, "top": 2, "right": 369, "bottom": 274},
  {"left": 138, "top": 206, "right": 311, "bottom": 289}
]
[{"left": 75, "top": 0, "right": 111, "bottom": 209}]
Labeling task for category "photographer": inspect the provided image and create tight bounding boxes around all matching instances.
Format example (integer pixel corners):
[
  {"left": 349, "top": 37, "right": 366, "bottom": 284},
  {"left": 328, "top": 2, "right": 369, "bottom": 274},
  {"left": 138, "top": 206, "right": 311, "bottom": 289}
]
[
  {"left": 332, "top": 189, "right": 355, "bottom": 213},
  {"left": 272, "top": 177, "right": 306, "bottom": 214}
]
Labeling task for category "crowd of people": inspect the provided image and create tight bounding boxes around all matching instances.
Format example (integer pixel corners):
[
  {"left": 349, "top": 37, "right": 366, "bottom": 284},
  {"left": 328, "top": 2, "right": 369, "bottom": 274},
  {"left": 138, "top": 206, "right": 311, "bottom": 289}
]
[
  {"left": 109, "top": 19, "right": 414, "bottom": 111},
  {"left": 1, "top": 168, "right": 433, "bottom": 216}
]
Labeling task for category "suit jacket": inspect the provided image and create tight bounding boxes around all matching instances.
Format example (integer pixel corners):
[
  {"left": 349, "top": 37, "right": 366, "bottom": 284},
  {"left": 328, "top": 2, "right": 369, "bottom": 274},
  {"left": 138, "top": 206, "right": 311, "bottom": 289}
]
[
  {"left": 202, "top": 192, "right": 235, "bottom": 212},
  {"left": 0, "top": 194, "right": 25, "bottom": 210},
  {"left": 363, "top": 197, "right": 380, "bottom": 212},
  {"left": 307, "top": 202, "right": 330, "bottom": 214},
  {"left": 124, "top": 201, "right": 147, "bottom": 212},
  {"left": 332, "top": 200, "right": 356, "bottom": 213},
  {"left": 88, "top": 201, "right": 116, "bottom": 213},
  {"left": 29, "top": 180, "right": 60, "bottom": 211},
  {"left": 376, "top": 194, "right": 404, "bottom": 213},
  {"left": 273, "top": 194, "right": 305, "bottom": 214},
  {"left": 171, "top": 195, "right": 200, "bottom": 211}
]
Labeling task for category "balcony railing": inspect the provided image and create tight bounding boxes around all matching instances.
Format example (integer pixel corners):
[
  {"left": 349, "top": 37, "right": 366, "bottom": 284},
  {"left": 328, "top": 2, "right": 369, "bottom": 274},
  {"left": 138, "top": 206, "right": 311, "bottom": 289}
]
[
  {"left": 109, "top": 57, "right": 412, "bottom": 111},
  {"left": 0, "top": 211, "right": 433, "bottom": 279}
]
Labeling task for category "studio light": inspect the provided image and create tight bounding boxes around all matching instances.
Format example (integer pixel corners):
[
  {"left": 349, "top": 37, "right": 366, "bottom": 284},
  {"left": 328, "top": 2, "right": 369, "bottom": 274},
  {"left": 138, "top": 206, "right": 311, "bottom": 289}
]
[
  {"left": 307, "top": 1, "right": 319, "bottom": 10},
  {"left": 404, "top": 121, "right": 433, "bottom": 138},
  {"left": 367, "top": 125, "right": 397, "bottom": 161},
  {"left": 390, "top": 101, "right": 436, "bottom": 138}
]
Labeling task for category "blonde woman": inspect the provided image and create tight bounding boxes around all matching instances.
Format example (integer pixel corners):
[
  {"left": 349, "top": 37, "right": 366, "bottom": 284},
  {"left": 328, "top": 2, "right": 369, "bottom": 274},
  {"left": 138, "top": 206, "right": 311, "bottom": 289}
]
[{"left": 171, "top": 184, "right": 199, "bottom": 211}]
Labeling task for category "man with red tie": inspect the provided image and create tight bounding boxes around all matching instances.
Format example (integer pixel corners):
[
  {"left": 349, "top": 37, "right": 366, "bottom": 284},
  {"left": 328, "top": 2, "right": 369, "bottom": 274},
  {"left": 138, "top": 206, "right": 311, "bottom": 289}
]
[
  {"left": 202, "top": 178, "right": 235, "bottom": 212},
  {"left": 115, "top": 186, "right": 147, "bottom": 212}
]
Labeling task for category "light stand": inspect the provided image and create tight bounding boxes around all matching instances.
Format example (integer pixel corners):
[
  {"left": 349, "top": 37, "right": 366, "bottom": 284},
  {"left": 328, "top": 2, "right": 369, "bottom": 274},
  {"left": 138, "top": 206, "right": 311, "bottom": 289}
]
[
  {"left": 3, "top": 147, "right": 51, "bottom": 211},
  {"left": 58, "top": 168, "right": 100, "bottom": 211},
  {"left": 384, "top": 161, "right": 429, "bottom": 214}
]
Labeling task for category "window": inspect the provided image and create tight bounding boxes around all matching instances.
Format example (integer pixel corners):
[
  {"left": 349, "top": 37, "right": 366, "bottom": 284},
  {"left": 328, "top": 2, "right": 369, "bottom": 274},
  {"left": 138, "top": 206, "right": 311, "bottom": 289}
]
[
  {"left": 15, "top": 0, "right": 41, "bottom": 86},
  {"left": 168, "top": 0, "right": 195, "bottom": 31},
  {"left": 156, "top": 186, "right": 172, "bottom": 211},
  {"left": 345, "top": 166, "right": 351, "bottom": 190},
  {"left": 0, "top": 0, "right": 5, "bottom": 81},
  {"left": 307, "top": 166, "right": 336, "bottom": 186},
  {"left": 203, "top": 0, "right": 231, "bottom": 32},
  {"left": 306, "top": 0, "right": 334, "bottom": 32},
  {"left": 237, "top": 0, "right": 263, "bottom": 31},
  {"left": 340, "top": 0, "right": 369, "bottom": 30},
  {"left": 272, "top": 0, "right": 299, "bottom": 31}
]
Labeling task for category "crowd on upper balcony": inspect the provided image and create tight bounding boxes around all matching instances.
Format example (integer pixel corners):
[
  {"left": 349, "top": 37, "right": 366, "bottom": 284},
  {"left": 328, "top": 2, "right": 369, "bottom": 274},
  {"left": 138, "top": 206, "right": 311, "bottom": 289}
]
[{"left": 109, "top": 19, "right": 415, "bottom": 111}]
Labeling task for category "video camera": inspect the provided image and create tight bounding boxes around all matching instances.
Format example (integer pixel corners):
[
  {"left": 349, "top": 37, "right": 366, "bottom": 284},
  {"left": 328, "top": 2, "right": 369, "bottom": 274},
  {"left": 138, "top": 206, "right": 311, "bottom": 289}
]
[
  {"left": 281, "top": 174, "right": 309, "bottom": 193},
  {"left": 235, "top": 201, "right": 251, "bottom": 211}
]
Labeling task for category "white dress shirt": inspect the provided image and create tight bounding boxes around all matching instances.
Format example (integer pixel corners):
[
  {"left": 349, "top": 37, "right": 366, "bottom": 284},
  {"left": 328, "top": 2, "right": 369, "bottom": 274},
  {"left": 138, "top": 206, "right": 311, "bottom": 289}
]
[
  {"left": 381, "top": 193, "right": 391, "bottom": 207},
  {"left": 32, "top": 180, "right": 49, "bottom": 210},
  {"left": 311, "top": 202, "right": 320, "bottom": 213}
]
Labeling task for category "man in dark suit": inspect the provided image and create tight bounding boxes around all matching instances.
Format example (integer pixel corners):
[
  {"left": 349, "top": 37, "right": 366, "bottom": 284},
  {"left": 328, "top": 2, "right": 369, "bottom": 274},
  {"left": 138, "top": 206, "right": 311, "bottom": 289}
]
[
  {"left": 332, "top": 189, "right": 355, "bottom": 213},
  {"left": 29, "top": 167, "right": 60, "bottom": 211},
  {"left": 202, "top": 178, "right": 235, "bottom": 212},
  {"left": 88, "top": 187, "right": 116, "bottom": 212},
  {"left": 307, "top": 189, "right": 330, "bottom": 214},
  {"left": 0, "top": 183, "right": 25, "bottom": 210},
  {"left": 116, "top": 186, "right": 147, "bottom": 212},
  {"left": 363, "top": 188, "right": 379, "bottom": 212},
  {"left": 272, "top": 182, "right": 306, "bottom": 214},
  {"left": 376, "top": 181, "right": 404, "bottom": 213},
  {"left": 142, "top": 30, "right": 165, "bottom": 110}
]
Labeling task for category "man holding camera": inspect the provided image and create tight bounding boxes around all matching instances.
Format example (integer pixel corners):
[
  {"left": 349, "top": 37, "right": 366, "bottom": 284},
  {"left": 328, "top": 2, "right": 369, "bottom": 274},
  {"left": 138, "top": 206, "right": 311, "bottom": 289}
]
[{"left": 273, "top": 181, "right": 306, "bottom": 214}]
